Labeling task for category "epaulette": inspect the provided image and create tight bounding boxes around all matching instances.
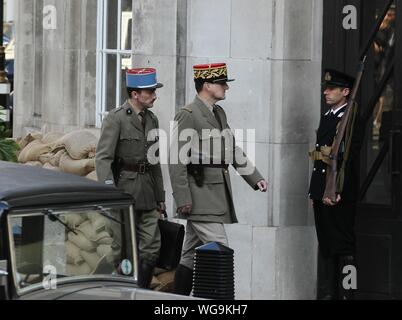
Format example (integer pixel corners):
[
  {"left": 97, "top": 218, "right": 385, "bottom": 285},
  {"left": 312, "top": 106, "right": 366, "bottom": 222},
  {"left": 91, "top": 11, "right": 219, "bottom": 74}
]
[
  {"left": 113, "top": 106, "right": 124, "bottom": 113},
  {"left": 182, "top": 107, "right": 192, "bottom": 113}
]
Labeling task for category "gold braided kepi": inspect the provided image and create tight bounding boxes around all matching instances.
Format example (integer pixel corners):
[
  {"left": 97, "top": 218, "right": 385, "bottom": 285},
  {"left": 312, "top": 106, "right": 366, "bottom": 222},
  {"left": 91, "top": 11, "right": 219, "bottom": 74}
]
[{"left": 193, "top": 63, "right": 235, "bottom": 83}]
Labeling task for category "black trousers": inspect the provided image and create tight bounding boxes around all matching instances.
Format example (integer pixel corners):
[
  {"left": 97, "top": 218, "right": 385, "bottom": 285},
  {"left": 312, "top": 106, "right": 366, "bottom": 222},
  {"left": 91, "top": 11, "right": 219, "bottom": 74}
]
[{"left": 313, "top": 200, "right": 357, "bottom": 258}]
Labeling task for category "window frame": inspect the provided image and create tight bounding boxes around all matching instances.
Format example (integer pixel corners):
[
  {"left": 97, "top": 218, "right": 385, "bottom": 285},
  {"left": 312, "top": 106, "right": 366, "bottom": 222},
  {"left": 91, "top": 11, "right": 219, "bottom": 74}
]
[{"left": 96, "top": 0, "right": 132, "bottom": 128}]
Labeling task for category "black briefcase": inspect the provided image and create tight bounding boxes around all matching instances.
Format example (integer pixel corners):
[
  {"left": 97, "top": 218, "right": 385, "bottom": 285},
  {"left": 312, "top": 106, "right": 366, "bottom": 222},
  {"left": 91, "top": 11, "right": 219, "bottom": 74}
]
[{"left": 157, "top": 211, "right": 185, "bottom": 270}]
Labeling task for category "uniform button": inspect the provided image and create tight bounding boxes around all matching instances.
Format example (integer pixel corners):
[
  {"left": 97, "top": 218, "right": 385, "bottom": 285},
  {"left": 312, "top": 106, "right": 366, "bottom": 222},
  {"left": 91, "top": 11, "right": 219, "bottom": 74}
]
[
  {"left": 316, "top": 144, "right": 319, "bottom": 147},
  {"left": 313, "top": 168, "right": 316, "bottom": 171},
  {"left": 322, "top": 169, "right": 326, "bottom": 173},
  {"left": 223, "top": 169, "right": 228, "bottom": 174}
]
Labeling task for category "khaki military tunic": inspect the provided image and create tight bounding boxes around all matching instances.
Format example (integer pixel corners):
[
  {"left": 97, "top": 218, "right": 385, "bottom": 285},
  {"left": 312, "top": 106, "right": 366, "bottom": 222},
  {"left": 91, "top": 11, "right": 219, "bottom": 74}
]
[
  {"left": 169, "top": 96, "right": 263, "bottom": 223},
  {"left": 96, "top": 100, "right": 165, "bottom": 264},
  {"left": 96, "top": 100, "right": 165, "bottom": 210}
]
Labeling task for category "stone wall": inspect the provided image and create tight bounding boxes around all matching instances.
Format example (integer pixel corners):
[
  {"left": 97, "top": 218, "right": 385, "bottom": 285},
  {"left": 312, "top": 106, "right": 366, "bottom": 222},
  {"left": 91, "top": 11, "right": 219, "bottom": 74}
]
[
  {"left": 13, "top": 0, "right": 323, "bottom": 299},
  {"left": 14, "top": 0, "right": 98, "bottom": 137}
]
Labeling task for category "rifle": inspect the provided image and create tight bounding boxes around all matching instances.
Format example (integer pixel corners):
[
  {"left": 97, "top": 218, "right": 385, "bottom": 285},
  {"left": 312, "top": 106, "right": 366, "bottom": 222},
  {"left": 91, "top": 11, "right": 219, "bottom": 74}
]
[{"left": 322, "top": 0, "right": 395, "bottom": 203}]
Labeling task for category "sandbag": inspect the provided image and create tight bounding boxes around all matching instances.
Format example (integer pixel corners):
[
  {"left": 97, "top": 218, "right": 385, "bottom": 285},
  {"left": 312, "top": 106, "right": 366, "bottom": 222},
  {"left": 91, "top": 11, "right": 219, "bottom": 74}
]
[
  {"left": 96, "top": 244, "right": 112, "bottom": 257},
  {"left": 97, "top": 244, "right": 120, "bottom": 264},
  {"left": 18, "top": 140, "right": 52, "bottom": 163},
  {"left": 42, "top": 162, "right": 61, "bottom": 171},
  {"left": 80, "top": 250, "right": 103, "bottom": 270},
  {"left": 62, "top": 213, "right": 87, "bottom": 229},
  {"left": 38, "top": 152, "right": 53, "bottom": 164},
  {"left": 90, "top": 231, "right": 113, "bottom": 245},
  {"left": 66, "top": 241, "right": 85, "bottom": 265},
  {"left": 18, "top": 132, "right": 43, "bottom": 149},
  {"left": 151, "top": 276, "right": 162, "bottom": 289},
  {"left": 86, "top": 171, "right": 98, "bottom": 181},
  {"left": 52, "top": 130, "right": 97, "bottom": 160},
  {"left": 154, "top": 270, "right": 175, "bottom": 292},
  {"left": 24, "top": 161, "right": 43, "bottom": 167},
  {"left": 76, "top": 220, "right": 96, "bottom": 240},
  {"left": 42, "top": 132, "right": 64, "bottom": 145},
  {"left": 87, "top": 212, "right": 111, "bottom": 234},
  {"left": 49, "top": 149, "right": 66, "bottom": 167},
  {"left": 68, "top": 230, "right": 96, "bottom": 252},
  {"left": 59, "top": 153, "right": 95, "bottom": 176}
]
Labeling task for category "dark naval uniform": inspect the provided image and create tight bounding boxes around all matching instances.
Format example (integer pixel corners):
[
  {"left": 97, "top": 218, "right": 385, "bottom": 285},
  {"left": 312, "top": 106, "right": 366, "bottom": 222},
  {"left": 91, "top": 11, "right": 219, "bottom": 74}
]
[
  {"left": 309, "top": 105, "right": 357, "bottom": 257},
  {"left": 309, "top": 68, "right": 365, "bottom": 300}
]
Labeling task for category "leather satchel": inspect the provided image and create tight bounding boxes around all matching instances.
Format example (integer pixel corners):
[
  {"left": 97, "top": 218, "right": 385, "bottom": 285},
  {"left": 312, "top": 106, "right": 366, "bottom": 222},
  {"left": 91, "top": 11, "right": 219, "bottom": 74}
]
[{"left": 157, "top": 211, "right": 185, "bottom": 270}]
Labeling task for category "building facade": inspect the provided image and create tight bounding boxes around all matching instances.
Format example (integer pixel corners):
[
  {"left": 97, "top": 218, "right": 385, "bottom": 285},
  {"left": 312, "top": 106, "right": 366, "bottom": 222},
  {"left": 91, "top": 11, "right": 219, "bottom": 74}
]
[{"left": 14, "top": 0, "right": 323, "bottom": 299}]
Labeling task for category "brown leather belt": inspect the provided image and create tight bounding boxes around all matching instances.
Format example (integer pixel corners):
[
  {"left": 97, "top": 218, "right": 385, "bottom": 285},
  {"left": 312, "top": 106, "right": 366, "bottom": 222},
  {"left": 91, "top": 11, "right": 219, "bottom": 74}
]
[
  {"left": 121, "top": 163, "right": 150, "bottom": 174},
  {"left": 189, "top": 163, "right": 229, "bottom": 169}
]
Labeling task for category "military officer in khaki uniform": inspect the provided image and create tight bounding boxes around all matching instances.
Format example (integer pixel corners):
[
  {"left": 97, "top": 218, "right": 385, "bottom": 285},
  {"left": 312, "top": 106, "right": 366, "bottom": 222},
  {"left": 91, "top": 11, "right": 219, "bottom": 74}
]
[
  {"left": 169, "top": 63, "right": 268, "bottom": 295},
  {"left": 96, "top": 68, "right": 165, "bottom": 288}
]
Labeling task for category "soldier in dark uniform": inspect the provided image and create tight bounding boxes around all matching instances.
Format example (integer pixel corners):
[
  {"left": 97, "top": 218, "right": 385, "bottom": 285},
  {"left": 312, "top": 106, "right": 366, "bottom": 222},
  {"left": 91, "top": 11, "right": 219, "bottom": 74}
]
[
  {"left": 96, "top": 68, "right": 165, "bottom": 288},
  {"left": 309, "top": 69, "right": 365, "bottom": 300}
]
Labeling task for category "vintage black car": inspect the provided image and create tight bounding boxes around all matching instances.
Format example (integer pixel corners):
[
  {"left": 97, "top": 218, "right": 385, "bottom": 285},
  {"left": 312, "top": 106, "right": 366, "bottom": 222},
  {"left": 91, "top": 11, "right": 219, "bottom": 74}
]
[{"left": 0, "top": 161, "right": 191, "bottom": 300}]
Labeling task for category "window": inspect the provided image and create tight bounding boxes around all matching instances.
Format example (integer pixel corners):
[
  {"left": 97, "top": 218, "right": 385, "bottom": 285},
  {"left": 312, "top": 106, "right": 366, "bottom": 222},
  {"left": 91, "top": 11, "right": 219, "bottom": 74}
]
[
  {"left": 8, "top": 206, "right": 136, "bottom": 293},
  {"left": 96, "top": 0, "right": 133, "bottom": 127}
]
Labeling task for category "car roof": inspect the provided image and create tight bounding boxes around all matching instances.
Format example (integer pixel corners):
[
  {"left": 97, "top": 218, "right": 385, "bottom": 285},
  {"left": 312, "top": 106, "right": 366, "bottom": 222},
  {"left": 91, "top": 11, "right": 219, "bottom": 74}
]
[{"left": 0, "top": 161, "right": 133, "bottom": 210}]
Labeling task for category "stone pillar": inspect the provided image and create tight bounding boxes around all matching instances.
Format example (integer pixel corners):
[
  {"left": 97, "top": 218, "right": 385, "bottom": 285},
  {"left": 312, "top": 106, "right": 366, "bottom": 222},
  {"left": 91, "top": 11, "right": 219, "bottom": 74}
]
[
  {"left": 130, "top": 0, "right": 181, "bottom": 212},
  {"left": 13, "top": 0, "right": 97, "bottom": 137}
]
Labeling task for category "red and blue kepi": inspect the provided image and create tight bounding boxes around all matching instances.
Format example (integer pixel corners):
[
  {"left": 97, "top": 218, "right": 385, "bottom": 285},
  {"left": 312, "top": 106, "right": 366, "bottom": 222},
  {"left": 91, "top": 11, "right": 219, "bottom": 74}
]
[{"left": 126, "top": 68, "right": 163, "bottom": 89}]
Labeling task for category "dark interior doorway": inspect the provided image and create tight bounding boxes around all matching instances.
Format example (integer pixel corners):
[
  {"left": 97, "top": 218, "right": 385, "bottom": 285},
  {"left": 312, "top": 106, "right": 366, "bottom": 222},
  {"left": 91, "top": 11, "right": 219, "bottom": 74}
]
[{"left": 322, "top": 0, "right": 402, "bottom": 299}]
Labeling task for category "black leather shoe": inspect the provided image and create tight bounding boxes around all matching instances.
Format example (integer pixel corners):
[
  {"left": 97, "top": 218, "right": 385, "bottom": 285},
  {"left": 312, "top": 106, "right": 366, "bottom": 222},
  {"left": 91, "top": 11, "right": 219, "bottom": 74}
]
[
  {"left": 317, "top": 254, "right": 337, "bottom": 300},
  {"left": 320, "top": 294, "right": 336, "bottom": 300},
  {"left": 173, "top": 264, "right": 193, "bottom": 296}
]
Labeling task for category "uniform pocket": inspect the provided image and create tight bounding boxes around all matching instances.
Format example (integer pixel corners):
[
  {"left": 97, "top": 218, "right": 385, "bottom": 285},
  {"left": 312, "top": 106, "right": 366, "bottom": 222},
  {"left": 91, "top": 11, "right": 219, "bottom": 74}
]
[
  {"left": 118, "top": 131, "right": 144, "bottom": 158},
  {"left": 120, "top": 131, "right": 142, "bottom": 141},
  {"left": 203, "top": 167, "right": 224, "bottom": 184},
  {"left": 189, "top": 183, "right": 227, "bottom": 215}
]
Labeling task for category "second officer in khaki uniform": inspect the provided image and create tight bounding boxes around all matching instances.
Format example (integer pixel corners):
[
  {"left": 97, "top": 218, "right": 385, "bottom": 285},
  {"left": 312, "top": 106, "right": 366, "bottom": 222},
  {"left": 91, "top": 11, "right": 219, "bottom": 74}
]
[
  {"left": 96, "top": 68, "right": 165, "bottom": 288},
  {"left": 169, "top": 63, "right": 268, "bottom": 295}
]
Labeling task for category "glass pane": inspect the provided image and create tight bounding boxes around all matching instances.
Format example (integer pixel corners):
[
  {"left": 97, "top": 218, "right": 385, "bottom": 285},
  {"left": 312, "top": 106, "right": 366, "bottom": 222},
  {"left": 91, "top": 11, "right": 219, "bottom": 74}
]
[
  {"left": 373, "top": 3, "right": 396, "bottom": 85},
  {"left": 9, "top": 207, "right": 135, "bottom": 291},
  {"left": 120, "top": 54, "right": 132, "bottom": 103},
  {"left": 361, "top": 3, "right": 396, "bottom": 205},
  {"left": 106, "top": 0, "right": 118, "bottom": 49},
  {"left": 121, "top": 0, "right": 133, "bottom": 50},
  {"left": 364, "top": 151, "right": 391, "bottom": 205},
  {"left": 105, "top": 54, "right": 117, "bottom": 111},
  {"left": 364, "top": 77, "right": 393, "bottom": 204}
]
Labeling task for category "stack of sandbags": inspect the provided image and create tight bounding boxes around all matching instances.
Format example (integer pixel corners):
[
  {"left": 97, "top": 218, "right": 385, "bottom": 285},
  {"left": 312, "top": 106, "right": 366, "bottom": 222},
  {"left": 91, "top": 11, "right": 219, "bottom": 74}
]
[
  {"left": 17, "top": 131, "right": 63, "bottom": 168},
  {"left": 17, "top": 132, "right": 50, "bottom": 166},
  {"left": 64, "top": 211, "right": 121, "bottom": 276},
  {"left": 17, "top": 130, "right": 98, "bottom": 179},
  {"left": 52, "top": 130, "right": 97, "bottom": 177}
]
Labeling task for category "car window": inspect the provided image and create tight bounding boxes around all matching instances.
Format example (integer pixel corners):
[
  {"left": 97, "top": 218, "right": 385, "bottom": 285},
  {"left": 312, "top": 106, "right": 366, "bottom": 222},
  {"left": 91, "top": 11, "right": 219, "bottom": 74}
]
[{"left": 8, "top": 206, "right": 136, "bottom": 292}]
